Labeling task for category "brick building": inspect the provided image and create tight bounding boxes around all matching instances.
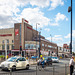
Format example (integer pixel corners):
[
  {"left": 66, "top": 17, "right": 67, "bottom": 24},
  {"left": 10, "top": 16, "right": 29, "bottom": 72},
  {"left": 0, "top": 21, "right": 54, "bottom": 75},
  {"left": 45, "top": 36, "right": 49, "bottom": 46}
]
[
  {"left": 58, "top": 44, "right": 70, "bottom": 58},
  {"left": 0, "top": 18, "right": 57, "bottom": 56},
  {"left": 63, "top": 44, "right": 69, "bottom": 49}
]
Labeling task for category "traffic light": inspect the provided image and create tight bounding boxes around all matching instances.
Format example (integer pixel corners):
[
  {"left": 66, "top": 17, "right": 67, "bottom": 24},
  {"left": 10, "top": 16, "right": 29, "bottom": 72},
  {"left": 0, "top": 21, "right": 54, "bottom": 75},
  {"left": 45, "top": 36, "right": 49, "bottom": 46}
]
[
  {"left": 20, "top": 46, "right": 22, "bottom": 51},
  {"left": 68, "top": 6, "right": 71, "bottom": 12},
  {"left": 48, "top": 51, "right": 50, "bottom": 56}
]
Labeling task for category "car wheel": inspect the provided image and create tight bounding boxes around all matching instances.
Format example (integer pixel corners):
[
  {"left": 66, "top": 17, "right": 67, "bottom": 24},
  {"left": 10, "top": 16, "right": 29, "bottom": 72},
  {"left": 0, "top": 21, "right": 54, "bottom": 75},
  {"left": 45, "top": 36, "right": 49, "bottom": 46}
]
[
  {"left": 12, "top": 66, "right": 16, "bottom": 71},
  {"left": 1, "top": 69, "right": 4, "bottom": 71},
  {"left": 50, "top": 63, "right": 52, "bottom": 66},
  {"left": 26, "top": 64, "right": 29, "bottom": 70}
]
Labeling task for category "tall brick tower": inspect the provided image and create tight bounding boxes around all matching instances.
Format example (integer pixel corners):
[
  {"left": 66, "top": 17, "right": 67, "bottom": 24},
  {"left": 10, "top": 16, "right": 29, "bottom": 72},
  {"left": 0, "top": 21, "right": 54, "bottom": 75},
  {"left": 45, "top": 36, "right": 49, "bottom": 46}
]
[{"left": 14, "top": 18, "right": 33, "bottom": 50}]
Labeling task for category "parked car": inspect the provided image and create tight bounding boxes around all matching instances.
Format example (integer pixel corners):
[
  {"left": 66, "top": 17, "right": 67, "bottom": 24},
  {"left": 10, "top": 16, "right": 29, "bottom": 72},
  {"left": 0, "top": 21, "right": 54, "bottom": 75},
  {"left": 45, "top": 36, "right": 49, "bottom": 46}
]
[
  {"left": 0, "top": 56, "right": 30, "bottom": 71},
  {"left": 37, "top": 56, "right": 52, "bottom": 66},
  {"left": 51, "top": 57, "right": 59, "bottom": 63},
  {"left": 44, "top": 56, "right": 52, "bottom": 65},
  {"left": 31, "top": 56, "right": 38, "bottom": 59}
]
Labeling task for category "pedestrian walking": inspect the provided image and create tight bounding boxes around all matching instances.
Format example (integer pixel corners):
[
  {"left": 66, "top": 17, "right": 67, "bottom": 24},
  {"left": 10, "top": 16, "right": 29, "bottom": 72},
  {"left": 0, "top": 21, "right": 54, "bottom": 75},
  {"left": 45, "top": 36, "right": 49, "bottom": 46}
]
[{"left": 69, "top": 56, "right": 74, "bottom": 75}]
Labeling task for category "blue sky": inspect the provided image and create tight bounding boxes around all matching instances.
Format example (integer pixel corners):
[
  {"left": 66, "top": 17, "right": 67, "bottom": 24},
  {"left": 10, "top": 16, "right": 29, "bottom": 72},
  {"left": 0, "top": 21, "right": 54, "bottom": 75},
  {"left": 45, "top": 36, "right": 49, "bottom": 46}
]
[{"left": 0, "top": 0, "right": 75, "bottom": 52}]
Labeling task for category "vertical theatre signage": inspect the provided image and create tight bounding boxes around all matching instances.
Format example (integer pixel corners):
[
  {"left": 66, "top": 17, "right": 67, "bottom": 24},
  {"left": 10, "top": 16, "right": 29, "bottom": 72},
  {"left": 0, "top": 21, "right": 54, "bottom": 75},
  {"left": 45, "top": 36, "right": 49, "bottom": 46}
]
[{"left": 15, "top": 29, "right": 19, "bottom": 40}]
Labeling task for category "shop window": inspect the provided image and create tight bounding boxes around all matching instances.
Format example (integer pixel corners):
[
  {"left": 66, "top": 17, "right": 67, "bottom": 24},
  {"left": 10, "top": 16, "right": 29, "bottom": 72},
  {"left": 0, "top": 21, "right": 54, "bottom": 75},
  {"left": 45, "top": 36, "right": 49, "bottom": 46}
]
[
  {"left": 63, "top": 49, "right": 64, "bottom": 51},
  {"left": 25, "top": 44, "right": 28, "bottom": 49},
  {"left": 42, "top": 44, "right": 44, "bottom": 46},
  {"left": 2, "top": 45, "right": 5, "bottom": 50},
  {"left": 34, "top": 45, "right": 36, "bottom": 49},
  {"left": 66, "top": 49, "right": 67, "bottom": 51},
  {"left": 7, "top": 39, "right": 9, "bottom": 43},
  {"left": 30, "top": 44, "right": 34, "bottom": 49},
  {"left": 12, "top": 45, "right": 14, "bottom": 49},
  {"left": 2, "top": 52, "right": 4, "bottom": 55},
  {"left": 28, "top": 44, "right": 30, "bottom": 49},
  {"left": 25, "top": 44, "right": 39, "bottom": 50},
  {"left": 12, "top": 40, "right": 14, "bottom": 43},
  {"left": 2, "top": 40, "right": 4, "bottom": 43},
  {"left": 48, "top": 45, "right": 51, "bottom": 48},
  {"left": 7, "top": 45, "right": 9, "bottom": 50}
]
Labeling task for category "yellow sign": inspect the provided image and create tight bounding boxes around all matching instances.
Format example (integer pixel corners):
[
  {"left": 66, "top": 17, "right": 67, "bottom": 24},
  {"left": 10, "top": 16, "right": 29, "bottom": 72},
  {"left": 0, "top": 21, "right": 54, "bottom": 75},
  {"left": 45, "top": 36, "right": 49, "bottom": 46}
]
[
  {"left": 60, "top": 56, "right": 62, "bottom": 59},
  {"left": 40, "top": 55, "right": 42, "bottom": 58},
  {"left": 43, "top": 57, "right": 45, "bottom": 60},
  {"left": 74, "top": 57, "right": 75, "bottom": 62},
  {"left": 6, "top": 55, "right": 8, "bottom": 59}
]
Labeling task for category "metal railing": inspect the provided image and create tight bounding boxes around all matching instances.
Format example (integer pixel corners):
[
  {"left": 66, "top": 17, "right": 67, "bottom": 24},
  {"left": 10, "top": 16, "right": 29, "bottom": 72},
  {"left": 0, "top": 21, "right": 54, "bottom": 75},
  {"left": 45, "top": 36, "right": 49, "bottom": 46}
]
[{"left": 0, "top": 65, "right": 70, "bottom": 75}]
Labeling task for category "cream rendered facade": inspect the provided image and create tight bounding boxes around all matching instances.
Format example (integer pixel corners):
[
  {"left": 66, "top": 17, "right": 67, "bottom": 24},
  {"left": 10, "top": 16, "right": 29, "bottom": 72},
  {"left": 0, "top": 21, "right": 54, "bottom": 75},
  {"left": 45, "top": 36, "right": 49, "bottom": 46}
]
[
  {"left": 0, "top": 28, "right": 14, "bottom": 51},
  {"left": 58, "top": 46, "right": 70, "bottom": 57}
]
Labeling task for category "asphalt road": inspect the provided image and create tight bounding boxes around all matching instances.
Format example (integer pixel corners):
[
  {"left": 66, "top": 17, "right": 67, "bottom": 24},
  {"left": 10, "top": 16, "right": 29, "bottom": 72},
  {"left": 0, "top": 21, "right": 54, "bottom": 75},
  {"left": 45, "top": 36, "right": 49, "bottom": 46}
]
[{"left": 0, "top": 58, "right": 70, "bottom": 75}]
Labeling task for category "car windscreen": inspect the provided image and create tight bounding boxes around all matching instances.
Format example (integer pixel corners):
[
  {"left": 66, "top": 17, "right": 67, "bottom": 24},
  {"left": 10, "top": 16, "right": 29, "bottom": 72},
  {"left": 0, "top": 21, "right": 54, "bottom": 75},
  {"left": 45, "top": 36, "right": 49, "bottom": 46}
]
[
  {"left": 7, "top": 57, "right": 17, "bottom": 62},
  {"left": 43, "top": 57, "right": 48, "bottom": 60}
]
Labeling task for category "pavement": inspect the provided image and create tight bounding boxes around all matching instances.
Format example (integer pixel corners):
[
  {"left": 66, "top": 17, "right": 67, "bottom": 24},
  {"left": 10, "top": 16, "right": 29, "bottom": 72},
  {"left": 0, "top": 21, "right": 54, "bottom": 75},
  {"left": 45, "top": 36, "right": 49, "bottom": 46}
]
[{"left": 28, "top": 59, "right": 37, "bottom": 65}]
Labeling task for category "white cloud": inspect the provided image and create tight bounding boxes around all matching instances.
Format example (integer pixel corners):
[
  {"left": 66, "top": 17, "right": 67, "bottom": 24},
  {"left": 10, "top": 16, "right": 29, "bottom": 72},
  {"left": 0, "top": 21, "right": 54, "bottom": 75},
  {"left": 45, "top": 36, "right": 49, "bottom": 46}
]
[
  {"left": 64, "top": 34, "right": 70, "bottom": 38},
  {"left": 13, "top": 8, "right": 50, "bottom": 28},
  {"left": 64, "top": 30, "right": 75, "bottom": 38},
  {"left": 64, "top": 30, "right": 75, "bottom": 52},
  {"left": 44, "top": 28, "right": 50, "bottom": 32},
  {"left": 55, "top": 13, "right": 68, "bottom": 22},
  {"left": 0, "top": 0, "right": 50, "bottom": 28},
  {"left": 49, "top": 13, "right": 68, "bottom": 26},
  {"left": 0, "top": 0, "right": 21, "bottom": 28},
  {"left": 50, "top": 22, "right": 59, "bottom": 26},
  {"left": 50, "top": 0, "right": 64, "bottom": 10},
  {"left": 0, "top": 0, "right": 20, "bottom": 16},
  {"left": 73, "top": 30, "right": 75, "bottom": 38},
  {"left": 46, "top": 34, "right": 63, "bottom": 47},
  {"left": 53, "top": 35, "right": 63, "bottom": 41},
  {"left": 54, "top": 35, "right": 62, "bottom": 38},
  {"left": 30, "top": 0, "right": 50, "bottom": 8},
  {"left": 0, "top": 0, "right": 66, "bottom": 28},
  {"left": 46, "top": 35, "right": 63, "bottom": 42}
]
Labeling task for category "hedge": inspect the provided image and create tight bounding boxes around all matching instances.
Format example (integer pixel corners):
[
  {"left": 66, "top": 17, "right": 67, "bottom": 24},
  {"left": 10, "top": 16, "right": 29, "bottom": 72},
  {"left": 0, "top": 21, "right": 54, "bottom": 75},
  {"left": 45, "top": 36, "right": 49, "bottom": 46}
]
[{"left": 0, "top": 55, "right": 5, "bottom": 58}]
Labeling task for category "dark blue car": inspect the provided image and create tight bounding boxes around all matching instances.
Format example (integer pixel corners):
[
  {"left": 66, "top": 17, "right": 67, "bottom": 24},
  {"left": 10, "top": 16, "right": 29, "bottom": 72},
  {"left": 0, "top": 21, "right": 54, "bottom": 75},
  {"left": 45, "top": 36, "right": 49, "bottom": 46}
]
[
  {"left": 43, "top": 56, "right": 52, "bottom": 65},
  {"left": 37, "top": 56, "right": 52, "bottom": 66}
]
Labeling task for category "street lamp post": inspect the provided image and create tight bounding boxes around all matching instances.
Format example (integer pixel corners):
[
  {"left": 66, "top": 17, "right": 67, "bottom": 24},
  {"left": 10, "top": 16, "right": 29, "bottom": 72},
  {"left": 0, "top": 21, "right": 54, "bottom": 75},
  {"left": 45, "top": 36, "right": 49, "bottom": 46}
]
[
  {"left": 68, "top": 0, "right": 72, "bottom": 54},
  {"left": 50, "top": 34, "right": 52, "bottom": 56},
  {"left": 5, "top": 39, "right": 7, "bottom": 60},
  {"left": 39, "top": 28, "right": 42, "bottom": 58},
  {"left": 36, "top": 23, "right": 40, "bottom": 57},
  {"left": 50, "top": 34, "right": 52, "bottom": 42}
]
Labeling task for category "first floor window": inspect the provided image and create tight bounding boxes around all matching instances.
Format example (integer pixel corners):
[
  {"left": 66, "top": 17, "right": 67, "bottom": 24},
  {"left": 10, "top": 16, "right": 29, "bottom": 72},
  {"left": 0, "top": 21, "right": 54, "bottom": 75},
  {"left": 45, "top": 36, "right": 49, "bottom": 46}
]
[
  {"left": 2, "top": 40, "right": 4, "bottom": 43},
  {"left": 12, "top": 45, "right": 14, "bottom": 49},
  {"left": 7, "top": 45, "right": 9, "bottom": 50}
]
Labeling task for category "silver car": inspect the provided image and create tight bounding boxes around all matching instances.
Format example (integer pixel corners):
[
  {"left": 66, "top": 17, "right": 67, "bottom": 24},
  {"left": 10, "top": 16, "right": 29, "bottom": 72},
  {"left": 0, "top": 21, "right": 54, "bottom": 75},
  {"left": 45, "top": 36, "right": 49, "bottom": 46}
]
[{"left": 52, "top": 57, "right": 59, "bottom": 63}]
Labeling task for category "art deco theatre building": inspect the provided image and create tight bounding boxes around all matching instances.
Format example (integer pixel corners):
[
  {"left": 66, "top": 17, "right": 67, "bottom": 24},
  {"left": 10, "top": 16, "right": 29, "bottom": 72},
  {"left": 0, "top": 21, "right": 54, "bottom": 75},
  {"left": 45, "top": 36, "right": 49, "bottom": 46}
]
[{"left": 0, "top": 18, "right": 57, "bottom": 56}]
